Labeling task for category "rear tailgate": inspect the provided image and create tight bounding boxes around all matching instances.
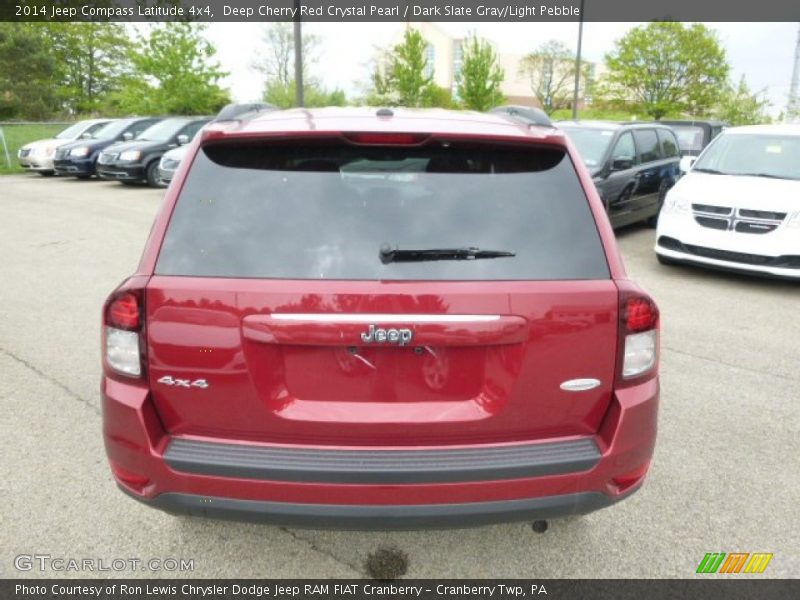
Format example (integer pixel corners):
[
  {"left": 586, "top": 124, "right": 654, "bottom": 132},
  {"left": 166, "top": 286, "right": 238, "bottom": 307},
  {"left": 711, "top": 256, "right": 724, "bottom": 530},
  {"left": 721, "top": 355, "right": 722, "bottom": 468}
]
[{"left": 146, "top": 278, "right": 617, "bottom": 445}]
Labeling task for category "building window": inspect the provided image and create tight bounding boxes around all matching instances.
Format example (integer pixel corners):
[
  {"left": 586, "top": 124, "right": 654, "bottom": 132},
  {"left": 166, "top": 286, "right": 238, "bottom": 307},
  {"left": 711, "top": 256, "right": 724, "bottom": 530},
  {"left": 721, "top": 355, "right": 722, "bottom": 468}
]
[{"left": 424, "top": 44, "right": 435, "bottom": 79}]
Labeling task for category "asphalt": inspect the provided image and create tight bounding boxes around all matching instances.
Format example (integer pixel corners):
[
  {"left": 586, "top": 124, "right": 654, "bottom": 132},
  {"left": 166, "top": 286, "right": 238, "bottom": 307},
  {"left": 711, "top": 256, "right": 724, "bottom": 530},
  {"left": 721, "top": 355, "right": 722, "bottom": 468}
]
[{"left": 0, "top": 174, "right": 798, "bottom": 578}]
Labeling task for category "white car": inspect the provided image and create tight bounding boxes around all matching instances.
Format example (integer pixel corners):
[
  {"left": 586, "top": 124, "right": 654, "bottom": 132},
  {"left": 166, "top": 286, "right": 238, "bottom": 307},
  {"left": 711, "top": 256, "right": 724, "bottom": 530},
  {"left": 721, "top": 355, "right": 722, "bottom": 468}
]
[
  {"left": 17, "top": 119, "right": 112, "bottom": 175},
  {"left": 655, "top": 124, "right": 800, "bottom": 279}
]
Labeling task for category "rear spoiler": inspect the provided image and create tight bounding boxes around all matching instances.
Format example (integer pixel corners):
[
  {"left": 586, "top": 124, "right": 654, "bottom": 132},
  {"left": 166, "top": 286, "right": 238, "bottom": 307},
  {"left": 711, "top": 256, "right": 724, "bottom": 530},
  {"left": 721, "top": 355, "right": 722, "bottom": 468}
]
[{"left": 489, "top": 105, "right": 553, "bottom": 129}]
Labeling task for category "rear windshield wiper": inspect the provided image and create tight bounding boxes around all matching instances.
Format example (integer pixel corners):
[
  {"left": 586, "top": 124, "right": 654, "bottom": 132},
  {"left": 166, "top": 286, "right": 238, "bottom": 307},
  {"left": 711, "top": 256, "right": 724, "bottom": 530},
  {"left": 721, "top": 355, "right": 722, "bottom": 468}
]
[{"left": 380, "top": 245, "right": 516, "bottom": 264}]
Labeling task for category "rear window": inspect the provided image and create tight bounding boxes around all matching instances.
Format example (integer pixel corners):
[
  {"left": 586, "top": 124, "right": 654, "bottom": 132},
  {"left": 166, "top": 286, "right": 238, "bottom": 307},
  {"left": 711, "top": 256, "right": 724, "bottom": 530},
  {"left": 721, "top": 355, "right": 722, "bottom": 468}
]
[{"left": 155, "top": 140, "right": 610, "bottom": 281}]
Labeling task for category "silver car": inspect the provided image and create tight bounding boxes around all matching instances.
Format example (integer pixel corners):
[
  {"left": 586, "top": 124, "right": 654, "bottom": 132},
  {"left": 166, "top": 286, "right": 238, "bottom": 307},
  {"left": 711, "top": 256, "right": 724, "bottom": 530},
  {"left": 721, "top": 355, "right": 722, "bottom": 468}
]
[{"left": 18, "top": 119, "right": 111, "bottom": 175}]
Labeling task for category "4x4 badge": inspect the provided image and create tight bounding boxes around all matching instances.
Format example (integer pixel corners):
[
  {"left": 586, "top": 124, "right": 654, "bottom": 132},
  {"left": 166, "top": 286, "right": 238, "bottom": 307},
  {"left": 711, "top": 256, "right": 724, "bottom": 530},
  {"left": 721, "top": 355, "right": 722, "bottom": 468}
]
[
  {"left": 157, "top": 376, "right": 209, "bottom": 389},
  {"left": 360, "top": 324, "right": 413, "bottom": 346}
]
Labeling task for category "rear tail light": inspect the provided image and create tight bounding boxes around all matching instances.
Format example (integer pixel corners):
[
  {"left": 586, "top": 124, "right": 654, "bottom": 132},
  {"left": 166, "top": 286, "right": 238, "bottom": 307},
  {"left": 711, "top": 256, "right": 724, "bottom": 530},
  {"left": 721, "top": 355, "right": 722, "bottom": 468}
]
[
  {"left": 103, "top": 282, "right": 146, "bottom": 378},
  {"left": 617, "top": 288, "right": 659, "bottom": 384}
]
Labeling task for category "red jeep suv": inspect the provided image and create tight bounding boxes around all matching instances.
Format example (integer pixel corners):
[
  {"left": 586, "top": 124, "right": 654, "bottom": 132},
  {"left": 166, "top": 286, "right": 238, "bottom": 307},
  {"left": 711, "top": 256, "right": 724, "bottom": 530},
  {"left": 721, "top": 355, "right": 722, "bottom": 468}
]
[{"left": 101, "top": 107, "right": 659, "bottom": 529}]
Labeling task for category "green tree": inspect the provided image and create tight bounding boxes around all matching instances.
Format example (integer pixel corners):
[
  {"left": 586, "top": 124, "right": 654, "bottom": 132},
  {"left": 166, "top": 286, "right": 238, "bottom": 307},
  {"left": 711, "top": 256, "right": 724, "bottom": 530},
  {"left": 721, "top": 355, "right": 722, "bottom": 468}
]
[
  {"left": 456, "top": 35, "right": 504, "bottom": 111},
  {"left": 45, "top": 22, "right": 132, "bottom": 114},
  {"left": 372, "top": 29, "right": 436, "bottom": 107},
  {"left": 253, "top": 23, "right": 320, "bottom": 91},
  {"left": 715, "top": 76, "right": 771, "bottom": 125},
  {"left": 113, "top": 23, "right": 230, "bottom": 115},
  {"left": 601, "top": 22, "right": 729, "bottom": 120},
  {"left": 264, "top": 80, "right": 347, "bottom": 108},
  {"left": 519, "top": 40, "right": 586, "bottom": 114},
  {"left": 0, "top": 24, "right": 59, "bottom": 119}
]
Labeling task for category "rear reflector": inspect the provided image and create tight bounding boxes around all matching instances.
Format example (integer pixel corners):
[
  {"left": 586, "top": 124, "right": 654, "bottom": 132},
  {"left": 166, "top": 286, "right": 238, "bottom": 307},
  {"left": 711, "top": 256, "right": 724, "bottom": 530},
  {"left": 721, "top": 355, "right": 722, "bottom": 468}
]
[
  {"left": 109, "top": 460, "right": 150, "bottom": 494},
  {"left": 107, "top": 292, "right": 140, "bottom": 330},
  {"left": 611, "top": 460, "right": 651, "bottom": 493},
  {"left": 344, "top": 133, "right": 429, "bottom": 145}
]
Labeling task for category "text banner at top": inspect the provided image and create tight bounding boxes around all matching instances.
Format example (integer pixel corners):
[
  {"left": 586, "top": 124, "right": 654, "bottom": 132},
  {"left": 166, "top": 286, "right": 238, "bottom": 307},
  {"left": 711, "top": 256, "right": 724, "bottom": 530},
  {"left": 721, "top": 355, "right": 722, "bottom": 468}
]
[{"left": 3, "top": 0, "right": 800, "bottom": 23}]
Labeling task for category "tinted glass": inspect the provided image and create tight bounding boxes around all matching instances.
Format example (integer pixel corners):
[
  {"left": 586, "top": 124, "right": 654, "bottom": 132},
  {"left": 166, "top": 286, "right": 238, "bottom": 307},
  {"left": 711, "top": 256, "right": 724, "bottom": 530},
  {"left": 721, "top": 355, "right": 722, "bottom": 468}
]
[
  {"left": 180, "top": 120, "right": 208, "bottom": 141},
  {"left": 611, "top": 132, "right": 636, "bottom": 162},
  {"left": 156, "top": 141, "right": 609, "bottom": 281},
  {"left": 91, "top": 119, "right": 134, "bottom": 139},
  {"left": 56, "top": 121, "right": 94, "bottom": 139},
  {"left": 128, "top": 119, "right": 158, "bottom": 138},
  {"left": 657, "top": 129, "right": 679, "bottom": 158},
  {"left": 633, "top": 129, "right": 661, "bottom": 163},
  {"left": 693, "top": 133, "right": 800, "bottom": 181},
  {"left": 560, "top": 126, "right": 615, "bottom": 169},
  {"left": 137, "top": 119, "right": 190, "bottom": 142}
]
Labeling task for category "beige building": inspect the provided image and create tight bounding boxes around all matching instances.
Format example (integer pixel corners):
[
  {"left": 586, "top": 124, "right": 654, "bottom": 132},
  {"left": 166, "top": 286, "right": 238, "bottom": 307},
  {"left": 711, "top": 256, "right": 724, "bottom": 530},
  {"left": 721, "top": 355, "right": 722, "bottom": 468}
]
[{"left": 402, "top": 23, "right": 595, "bottom": 109}]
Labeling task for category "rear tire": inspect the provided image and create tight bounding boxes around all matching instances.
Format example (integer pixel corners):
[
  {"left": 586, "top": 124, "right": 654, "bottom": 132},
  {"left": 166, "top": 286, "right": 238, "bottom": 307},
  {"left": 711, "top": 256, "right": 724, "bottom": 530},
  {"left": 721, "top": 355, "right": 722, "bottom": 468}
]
[
  {"left": 76, "top": 174, "right": 91, "bottom": 180},
  {"left": 145, "top": 161, "right": 160, "bottom": 187},
  {"left": 38, "top": 171, "right": 55, "bottom": 177}
]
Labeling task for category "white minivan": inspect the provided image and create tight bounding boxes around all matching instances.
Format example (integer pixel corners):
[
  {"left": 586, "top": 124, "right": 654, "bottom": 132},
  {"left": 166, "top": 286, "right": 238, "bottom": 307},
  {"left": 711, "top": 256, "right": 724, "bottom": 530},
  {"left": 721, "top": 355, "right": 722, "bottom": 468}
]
[{"left": 655, "top": 124, "right": 800, "bottom": 279}]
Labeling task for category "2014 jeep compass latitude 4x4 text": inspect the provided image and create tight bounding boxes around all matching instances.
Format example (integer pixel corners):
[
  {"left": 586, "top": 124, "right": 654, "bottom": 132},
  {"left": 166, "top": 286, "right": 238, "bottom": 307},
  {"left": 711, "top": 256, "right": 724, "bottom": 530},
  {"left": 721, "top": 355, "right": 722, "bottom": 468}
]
[{"left": 102, "top": 107, "right": 660, "bottom": 529}]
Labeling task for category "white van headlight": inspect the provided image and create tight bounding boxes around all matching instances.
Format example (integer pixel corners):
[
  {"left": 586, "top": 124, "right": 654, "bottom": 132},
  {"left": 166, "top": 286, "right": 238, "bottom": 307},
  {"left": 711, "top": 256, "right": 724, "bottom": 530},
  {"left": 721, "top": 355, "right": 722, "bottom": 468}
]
[{"left": 662, "top": 193, "right": 690, "bottom": 215}]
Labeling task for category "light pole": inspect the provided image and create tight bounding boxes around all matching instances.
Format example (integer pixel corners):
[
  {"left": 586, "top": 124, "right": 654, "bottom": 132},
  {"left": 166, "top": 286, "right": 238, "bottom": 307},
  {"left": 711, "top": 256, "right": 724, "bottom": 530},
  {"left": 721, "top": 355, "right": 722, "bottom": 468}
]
[
  {"left": 294, "top": 1, "right": 304, "bottom": 107},
  {"left": 572, "top": 0, "right": 586, "bottom": 120}
]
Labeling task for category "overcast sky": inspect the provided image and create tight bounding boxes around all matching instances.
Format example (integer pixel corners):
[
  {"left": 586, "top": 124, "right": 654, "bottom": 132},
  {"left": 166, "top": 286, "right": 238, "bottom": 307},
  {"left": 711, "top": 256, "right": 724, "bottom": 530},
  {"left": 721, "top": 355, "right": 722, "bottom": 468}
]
[{"left": 205, "top": 22, "right": 799, "bottom": 116}]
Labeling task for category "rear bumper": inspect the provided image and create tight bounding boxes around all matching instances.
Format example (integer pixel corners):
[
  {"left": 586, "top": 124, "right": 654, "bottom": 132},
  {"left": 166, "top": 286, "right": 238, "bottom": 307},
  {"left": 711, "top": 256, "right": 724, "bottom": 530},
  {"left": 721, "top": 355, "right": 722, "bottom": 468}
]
[
  {"left": 122, "top": 487, "right": 621, "bottom": 530},
  {"left": 102, "top": 376, "right": 658, "bottom": 529}
]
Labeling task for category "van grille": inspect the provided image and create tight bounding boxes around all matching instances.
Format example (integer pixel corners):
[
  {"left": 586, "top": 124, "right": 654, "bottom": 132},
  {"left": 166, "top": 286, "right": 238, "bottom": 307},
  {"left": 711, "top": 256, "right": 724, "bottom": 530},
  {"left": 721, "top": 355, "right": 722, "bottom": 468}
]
[{"left": 692, "top": 205, "right": 785, "bottom": 234}]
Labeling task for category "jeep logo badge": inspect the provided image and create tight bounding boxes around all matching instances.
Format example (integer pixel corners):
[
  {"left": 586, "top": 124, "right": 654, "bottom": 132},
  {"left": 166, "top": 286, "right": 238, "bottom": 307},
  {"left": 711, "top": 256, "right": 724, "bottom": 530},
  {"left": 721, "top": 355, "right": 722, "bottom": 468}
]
[{"left": 361, "top": 324, "right": 413, "bottom": 346}]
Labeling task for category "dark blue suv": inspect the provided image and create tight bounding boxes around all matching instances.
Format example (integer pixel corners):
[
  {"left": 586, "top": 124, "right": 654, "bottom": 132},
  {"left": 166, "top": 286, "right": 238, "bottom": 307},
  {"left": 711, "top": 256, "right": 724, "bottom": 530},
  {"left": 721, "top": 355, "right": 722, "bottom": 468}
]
[{"left": 53, "top": 117, "right": 163, "bottom": 179}]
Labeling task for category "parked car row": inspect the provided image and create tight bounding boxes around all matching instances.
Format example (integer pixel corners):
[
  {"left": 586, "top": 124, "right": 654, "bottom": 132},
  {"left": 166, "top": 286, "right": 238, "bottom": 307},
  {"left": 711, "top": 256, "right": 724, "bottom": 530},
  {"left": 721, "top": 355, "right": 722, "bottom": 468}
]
[
  {"left": 18, "top": 104, "right": 278, "bottom": 187},
  {"left": 18, "top": 115, "right": 211, "bottom": 187}
]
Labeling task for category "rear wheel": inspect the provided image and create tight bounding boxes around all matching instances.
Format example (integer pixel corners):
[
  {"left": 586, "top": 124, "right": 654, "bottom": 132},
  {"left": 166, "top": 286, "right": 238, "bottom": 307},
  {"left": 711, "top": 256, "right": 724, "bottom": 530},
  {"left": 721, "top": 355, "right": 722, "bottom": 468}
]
[
  {"left": 145, "top": 161, "right": 160, "bottom": 187},
  {"left": 76, "top": 174, "right": 91, "bottom": 180},
  {"left": 38, "top": 171, "right": 55, "bottom": 177}
]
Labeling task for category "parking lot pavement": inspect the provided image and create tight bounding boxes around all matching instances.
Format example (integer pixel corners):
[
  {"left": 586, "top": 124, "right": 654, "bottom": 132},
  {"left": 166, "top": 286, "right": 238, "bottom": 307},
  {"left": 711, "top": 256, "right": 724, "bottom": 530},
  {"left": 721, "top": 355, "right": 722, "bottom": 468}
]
[{"left": 1, "top": 174, "right": 798, "bottom": 578}]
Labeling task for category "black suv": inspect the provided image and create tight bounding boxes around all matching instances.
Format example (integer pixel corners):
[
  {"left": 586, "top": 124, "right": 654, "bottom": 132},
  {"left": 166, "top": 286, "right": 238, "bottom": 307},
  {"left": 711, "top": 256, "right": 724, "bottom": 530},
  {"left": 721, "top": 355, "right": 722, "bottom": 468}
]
[
  {"left": 559, "top": 121, "right": 681, "bottom": 228},
  {"left": 97, "top": 117, "right": 210, "bottom": 187},
  {"left": 53, "top": 117, "right": 163, "bottom": 179}
]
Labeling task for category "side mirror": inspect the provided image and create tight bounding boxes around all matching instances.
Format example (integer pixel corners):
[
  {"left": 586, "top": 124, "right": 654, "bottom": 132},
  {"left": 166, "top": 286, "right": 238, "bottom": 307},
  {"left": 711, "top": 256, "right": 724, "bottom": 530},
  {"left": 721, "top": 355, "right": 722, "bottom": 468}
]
[
  {"left": 176, "top": 134, "right": 189, "bottom": 146},
  {"left": 122, "top": 132, "right": 133, "bottom": 141},
  {"left": 679, "top": 156, "right": 696, "bottom": 173},
  {"left": 611, "top": 157, "right": 633, "bottom": 171}
]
